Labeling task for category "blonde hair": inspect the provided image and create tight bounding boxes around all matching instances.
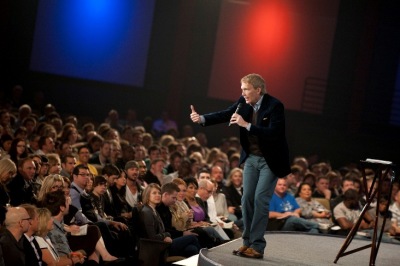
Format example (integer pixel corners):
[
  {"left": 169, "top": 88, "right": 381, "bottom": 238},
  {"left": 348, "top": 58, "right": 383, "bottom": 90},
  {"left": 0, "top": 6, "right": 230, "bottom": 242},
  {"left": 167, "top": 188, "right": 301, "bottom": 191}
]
[
  {"left": 37, "top": 174, "right": 65, "bottom": 202},
  {"left": 36, "top": 208, "right": 52, "bottom": 237},
  {"left": 226, "top": 167, "right": 243, "bottom": 187},
  {"left": 47, "top": 153, "right": 61, "bottom": 167},
  {"left": 241, "top": 73, "right": 266, "bottom": 94},
  {"left": 0, "top": 158, "right": 17, "bottom": 182}
]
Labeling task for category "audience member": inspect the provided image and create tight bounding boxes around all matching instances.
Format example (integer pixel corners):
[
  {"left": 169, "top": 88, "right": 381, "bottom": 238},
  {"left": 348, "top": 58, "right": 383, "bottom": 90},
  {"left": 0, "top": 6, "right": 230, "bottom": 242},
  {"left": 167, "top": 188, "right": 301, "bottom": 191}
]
[
  {"left": 76, "top": 145, "right": 98, "bottom": 176},
  {"left": 123, "top": 161, "right": 144, "bottom": 208},
  {"left": 8, "top": 137, "right": 29, "bottom": 165},
  {"left": 222, "top": 168, "right": 243, "bottom": 223},
  {"left": 89, "top": 140, "right": 111, "bottom": 167},
  {"left": 60, "top": 154, "right": 76, "bottom": 179},
  {"left": 139, "top": 183, "right": 200, "bottom": 257},
  {"left": 312, "top": 175, "right": 337, "bottom": 200},
  {"left": 333, "top": 189, "right": 374, "bottom": 234},
  {"left": 210, "top": 165, "right": 225, "bottom": 193},
  {"left": 269, "top": 178, "right": 319, "bottom": 233},
  {"left": 0, "top": 207, "right": 30, "bottom": 265},
  {"left": 0, "top": 158, "right": 17, "bottom": 208},
  {"left": 7, "top": 156, "right": 36, "bottom": 206},
  {"left": 143, "top": 158, "right": 166, "bottom": 186},
  {"left": 35, "top": 136, "right": 56, "bottom": 155},
  {"left": 47, "top": 153, "right": 62, "bottom": 175},
  {"left": 295, "top": 183, "right": 332, "bottom": 226},
  {"left": 20, "top": 204, "right": 43, "bottom": 266}
]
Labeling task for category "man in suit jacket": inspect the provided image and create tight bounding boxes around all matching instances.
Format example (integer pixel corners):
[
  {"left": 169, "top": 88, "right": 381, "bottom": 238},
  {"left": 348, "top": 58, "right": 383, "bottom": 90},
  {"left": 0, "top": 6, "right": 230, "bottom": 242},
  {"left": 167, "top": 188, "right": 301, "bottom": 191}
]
[
  {"left": 0, "top": 207, "right": 31, "bottom": 265},
  {"left": 21, "top": 204, "right": 42, "bottom": 266},
  {"left": 190, "top": 73, "right": 290, "bottom": 259},
  {"left": 7, "top": 157, "right": 36, "bottom": 206}
]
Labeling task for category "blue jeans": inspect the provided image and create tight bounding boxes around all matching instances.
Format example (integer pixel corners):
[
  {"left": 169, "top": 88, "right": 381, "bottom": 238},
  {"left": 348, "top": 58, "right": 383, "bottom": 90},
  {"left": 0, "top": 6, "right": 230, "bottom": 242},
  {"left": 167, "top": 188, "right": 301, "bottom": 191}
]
[
  {"left": 242, "top": 155, "right": 278, "bottom": 254},
  {"left": 281, "top": 216, "right": 319, "bottom": 233}
]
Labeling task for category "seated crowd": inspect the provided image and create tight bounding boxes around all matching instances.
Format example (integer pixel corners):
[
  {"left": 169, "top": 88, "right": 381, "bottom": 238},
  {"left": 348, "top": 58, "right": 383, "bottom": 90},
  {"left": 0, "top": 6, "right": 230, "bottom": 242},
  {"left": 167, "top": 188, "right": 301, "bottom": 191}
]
[{"left": 1, "top": 97, "right": 400, "bottom": 265}]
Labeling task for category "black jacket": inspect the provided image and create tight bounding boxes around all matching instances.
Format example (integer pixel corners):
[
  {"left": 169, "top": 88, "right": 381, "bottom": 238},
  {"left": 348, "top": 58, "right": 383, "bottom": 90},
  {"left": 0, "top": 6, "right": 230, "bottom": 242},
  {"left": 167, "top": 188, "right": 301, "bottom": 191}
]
[{"left": 203, "top": 95, "right": 291, "bottom": 177}]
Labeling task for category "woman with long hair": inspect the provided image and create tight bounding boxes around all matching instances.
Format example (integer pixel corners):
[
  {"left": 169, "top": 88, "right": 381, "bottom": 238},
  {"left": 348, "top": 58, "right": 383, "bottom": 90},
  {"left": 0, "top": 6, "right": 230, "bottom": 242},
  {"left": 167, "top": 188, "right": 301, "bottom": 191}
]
[
  {"left": 8, "top": 137, "right": 29, "bottom": 165},
  {"left": 0, "top": 158, "right": 17, "bottom": 209}
]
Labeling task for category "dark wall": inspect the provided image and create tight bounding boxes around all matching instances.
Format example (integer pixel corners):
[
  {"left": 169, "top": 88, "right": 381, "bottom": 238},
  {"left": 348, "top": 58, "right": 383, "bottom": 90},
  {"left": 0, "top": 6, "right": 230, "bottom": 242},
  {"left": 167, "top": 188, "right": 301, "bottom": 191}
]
[{"left": 1, "top": 0, "right": 400, "bottom": 168}]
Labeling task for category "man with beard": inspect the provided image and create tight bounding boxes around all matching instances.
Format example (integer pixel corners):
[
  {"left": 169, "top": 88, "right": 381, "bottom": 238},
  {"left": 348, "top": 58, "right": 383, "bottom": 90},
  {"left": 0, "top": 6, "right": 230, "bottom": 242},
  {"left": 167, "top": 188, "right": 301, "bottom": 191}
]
[
  {"left": 135, "top": 159, "right": 147, "bottom": 186},
  {"left": 124, "top": 161, "right": 144, "bottom": 208},
  {"left": 7, "top": 156, "right": 36, "bottom": 205}
]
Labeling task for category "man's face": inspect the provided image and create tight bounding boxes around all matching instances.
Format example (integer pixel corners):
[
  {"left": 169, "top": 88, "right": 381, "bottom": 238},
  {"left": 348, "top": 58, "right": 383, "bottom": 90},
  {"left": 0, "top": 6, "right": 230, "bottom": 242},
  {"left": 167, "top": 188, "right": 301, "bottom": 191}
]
[
  {"left": 74, "top": 169, "right": 90, "bottom": 188},
  {"left": 152, "top": 161, "right": 165, "bottom": 174},
  {"left": 198, "top": 172, "right": 210, "bottom": 181},
  {"left": 211, "top": 167, "right": 223, "bottom": 182},
  {"left": 137, "top": 160, "right": 147, "bottom": 176},
  {"left": 78, "top": 148, "right": 90, "bottom": 163},
  {"left": 149, "top": 149, "right": 161, "bottom": 161},
  {"left": 106, "top": 175, "right": 118, "bottom": 187},
  {"left": 126, "top": 167, "right": 139, "bottom": 181},
  {"left": 342, "top": 180, "right": 355, "bottom": 192},
  {"left": 241, "top": 82, "right": 262, "bottom": 105},
  {"left": 43, "top": 137, "right": 55, "bottom": 153},
  {"left": 100, "top": 143, "right": 111, "bottom": 158},
  {"left": 162, "top": 191, "right": 178, "bottom": 206},
  {"left": 62, "top": 157, "right": 76, "bottom": 174},
  {"left": 19, "top": 209, "right": 31, "bottom": 233},
  {"left": 274, "top": 178, "right": 288, "bottom": 195},
  {"left": 316, "top": 178, "right": 329, "bottom": 192},
  {"left": 198, "top": 183, "right": 213, "bottom": 201},
  {"left": 60, "top": 143, "right": 72, "bottom": 156},
  {"left": 20, "top": 160, "right": 36, "bottom": 181}
]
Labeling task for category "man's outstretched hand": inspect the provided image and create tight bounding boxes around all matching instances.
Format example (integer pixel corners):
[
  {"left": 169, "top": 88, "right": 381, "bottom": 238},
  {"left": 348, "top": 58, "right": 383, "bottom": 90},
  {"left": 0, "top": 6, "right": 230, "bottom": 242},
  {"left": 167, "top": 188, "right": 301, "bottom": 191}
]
[{"left": 190, "top": 105, "right": 201, "bottom": 124}]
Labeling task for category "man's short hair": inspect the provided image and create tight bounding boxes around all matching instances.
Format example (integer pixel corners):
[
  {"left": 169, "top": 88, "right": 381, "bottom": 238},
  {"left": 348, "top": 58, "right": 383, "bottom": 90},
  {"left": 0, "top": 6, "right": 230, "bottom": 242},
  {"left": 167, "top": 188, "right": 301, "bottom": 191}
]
[
  {"left": 72, "top": 164, "right": 89, "bottom": 176},
  {"left": 41, "top": 190, "right": 66, "bottom": 216},
  {"left": 161, "top": 182, "right": 180, "bottom": 194},
  {"left": 102, "top": 164, "right": 120, "bottom": 176},
  {"left": 241, "top": 73, "right": 266, "bottom": 94},
  {"left": 61, "top": 154, "right": 75, "bottom": 164}
]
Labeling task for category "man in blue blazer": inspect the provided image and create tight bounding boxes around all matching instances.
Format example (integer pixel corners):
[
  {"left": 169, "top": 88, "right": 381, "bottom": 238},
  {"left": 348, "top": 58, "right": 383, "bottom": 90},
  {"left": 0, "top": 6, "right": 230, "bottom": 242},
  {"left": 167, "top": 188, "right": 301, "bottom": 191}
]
[{"left": 190, "top": 73, "right": 290, "bottom": 259}]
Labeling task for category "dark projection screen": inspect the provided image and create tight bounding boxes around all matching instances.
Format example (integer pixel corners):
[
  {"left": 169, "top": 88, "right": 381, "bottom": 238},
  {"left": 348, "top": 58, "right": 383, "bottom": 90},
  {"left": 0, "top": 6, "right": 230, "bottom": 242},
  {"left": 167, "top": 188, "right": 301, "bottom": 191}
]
[{"left": 30, "top": 0, "right": 155, "bottom": 87}]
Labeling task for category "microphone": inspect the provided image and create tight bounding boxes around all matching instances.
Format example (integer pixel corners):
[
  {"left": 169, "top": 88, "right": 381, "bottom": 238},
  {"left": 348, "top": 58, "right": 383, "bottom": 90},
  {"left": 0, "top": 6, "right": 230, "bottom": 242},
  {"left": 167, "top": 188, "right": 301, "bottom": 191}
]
[{"left": 228, "top": 103, "right": 243, "bottom": 126}]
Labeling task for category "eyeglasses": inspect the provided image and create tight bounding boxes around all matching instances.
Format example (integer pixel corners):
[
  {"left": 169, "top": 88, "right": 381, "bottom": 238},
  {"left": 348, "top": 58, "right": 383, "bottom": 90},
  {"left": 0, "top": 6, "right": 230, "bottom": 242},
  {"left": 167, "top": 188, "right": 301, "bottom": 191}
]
[
  {"left": 52, "top": 185, "right": 63, "bottom": 190},
  {"left": 21, "top": 217, "right": 32, "bottom": 222},
  {"left": 77, "top": 173, "right": 91, "bottom": 177}
]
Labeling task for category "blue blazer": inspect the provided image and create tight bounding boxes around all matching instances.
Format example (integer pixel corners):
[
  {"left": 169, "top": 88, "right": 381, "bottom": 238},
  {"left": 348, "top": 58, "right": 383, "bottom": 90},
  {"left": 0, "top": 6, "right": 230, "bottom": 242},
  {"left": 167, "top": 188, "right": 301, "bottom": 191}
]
[{"left": 203, "top": 94, "right": 290, "bottom": 177}]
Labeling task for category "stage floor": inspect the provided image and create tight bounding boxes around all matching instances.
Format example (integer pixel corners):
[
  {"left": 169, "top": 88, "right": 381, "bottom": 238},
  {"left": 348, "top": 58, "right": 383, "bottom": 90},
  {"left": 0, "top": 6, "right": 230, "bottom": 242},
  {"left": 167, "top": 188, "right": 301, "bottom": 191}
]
[{"left": 176, "top": 232, "right": 400, "bottom": 266}]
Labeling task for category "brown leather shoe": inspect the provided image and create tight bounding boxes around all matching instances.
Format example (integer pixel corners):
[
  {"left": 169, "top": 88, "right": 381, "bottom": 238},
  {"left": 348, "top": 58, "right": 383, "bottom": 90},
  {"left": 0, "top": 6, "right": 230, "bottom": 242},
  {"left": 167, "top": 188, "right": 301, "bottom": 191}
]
[
  {"left": 232, "top": 246, "right": 248, "bottom": 255},
  {"left": 239, "top": 248, "right": 263, "bottom": 259}
]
